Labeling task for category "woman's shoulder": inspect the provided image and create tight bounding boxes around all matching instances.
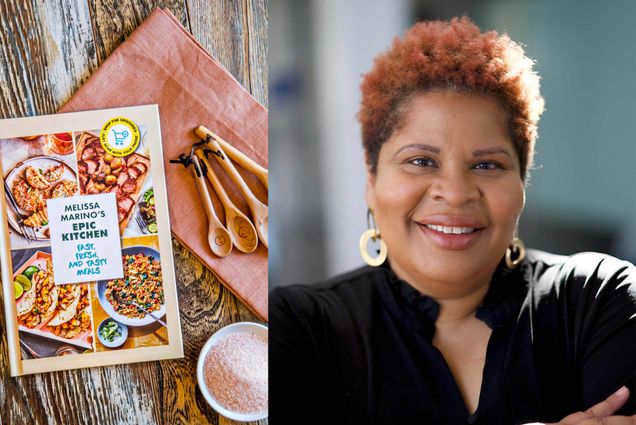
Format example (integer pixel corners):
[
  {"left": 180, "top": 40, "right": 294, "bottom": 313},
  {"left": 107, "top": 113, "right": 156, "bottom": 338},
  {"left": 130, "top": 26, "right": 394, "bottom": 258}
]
[
  {"left": 270, "top": 266, "right": 388, "bottom": 325},
  {"left": 526, "top": 248, "right": 634, "bottom": 268},
  {"left": 523, "top": 248, "right": 635, "bottom": 310},
  {"left": 271, "top": 265, "right": 385, "bottom": 302},
  {"left": 525, "top": 249, "right": 635, "bottom": 286},
  {"left": 518, "top": 251, "right": 635, "bottom": 415}
]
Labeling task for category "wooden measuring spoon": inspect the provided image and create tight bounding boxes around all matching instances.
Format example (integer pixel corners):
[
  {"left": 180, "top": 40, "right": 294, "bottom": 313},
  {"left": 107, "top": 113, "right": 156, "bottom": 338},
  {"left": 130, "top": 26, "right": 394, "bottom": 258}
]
[
  {"left": 195, "top": 149, "right": 258, "bottom": 253},
  {"left": 190, "top": 155, "right": 232, "bottom": 257},
  {"left": 205, "top": 138, "right": 269, "bottom": 249},
  {"left": 195, "top": 125, "right": 269, "bottom": 189}
]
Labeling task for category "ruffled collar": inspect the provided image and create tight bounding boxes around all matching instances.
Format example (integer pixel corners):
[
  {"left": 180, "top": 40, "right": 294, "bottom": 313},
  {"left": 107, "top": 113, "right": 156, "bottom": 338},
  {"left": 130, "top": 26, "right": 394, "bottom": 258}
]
[{"left": 376, "top": 260, "right": 527, "bottom": 338}]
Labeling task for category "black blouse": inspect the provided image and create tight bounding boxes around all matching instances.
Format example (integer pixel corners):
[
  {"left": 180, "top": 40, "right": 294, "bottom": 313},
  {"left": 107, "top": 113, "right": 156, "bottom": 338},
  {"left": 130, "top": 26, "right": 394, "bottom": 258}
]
[{"left": 270, "top": 250, "right": 636, "bottom": 425}]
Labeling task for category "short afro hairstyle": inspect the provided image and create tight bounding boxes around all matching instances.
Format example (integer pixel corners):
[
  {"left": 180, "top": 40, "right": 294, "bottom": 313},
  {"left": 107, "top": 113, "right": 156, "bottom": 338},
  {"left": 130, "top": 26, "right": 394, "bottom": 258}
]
[{"left": 359, "top": 17, "right": 544, "bottom": 180}]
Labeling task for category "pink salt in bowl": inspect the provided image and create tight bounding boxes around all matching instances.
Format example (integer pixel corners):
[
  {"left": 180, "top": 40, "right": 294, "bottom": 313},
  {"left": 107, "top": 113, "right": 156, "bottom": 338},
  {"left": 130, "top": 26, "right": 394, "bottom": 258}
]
[{"left": 197, "top": 322, "right": 268, "bottom": 421}]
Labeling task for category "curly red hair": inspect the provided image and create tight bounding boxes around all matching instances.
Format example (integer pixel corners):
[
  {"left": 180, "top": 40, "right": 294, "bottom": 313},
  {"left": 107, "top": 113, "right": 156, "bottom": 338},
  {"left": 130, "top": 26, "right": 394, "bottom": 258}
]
[{"left": 359, "top": 17, "right": 544, "bottom": 179}]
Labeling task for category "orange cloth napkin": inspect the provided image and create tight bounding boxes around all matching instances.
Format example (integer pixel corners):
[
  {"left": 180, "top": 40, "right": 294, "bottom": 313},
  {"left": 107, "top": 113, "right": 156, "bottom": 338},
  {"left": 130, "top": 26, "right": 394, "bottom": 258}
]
[{"left": 60, "top": 8, "right": 268, "bottom": 320}]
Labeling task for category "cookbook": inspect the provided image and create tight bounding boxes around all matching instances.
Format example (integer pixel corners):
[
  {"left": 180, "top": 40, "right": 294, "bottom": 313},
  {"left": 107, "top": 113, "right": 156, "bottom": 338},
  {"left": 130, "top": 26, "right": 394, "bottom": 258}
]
[{"left": 0, "top": 105, "right": 183, "bottom": 376}]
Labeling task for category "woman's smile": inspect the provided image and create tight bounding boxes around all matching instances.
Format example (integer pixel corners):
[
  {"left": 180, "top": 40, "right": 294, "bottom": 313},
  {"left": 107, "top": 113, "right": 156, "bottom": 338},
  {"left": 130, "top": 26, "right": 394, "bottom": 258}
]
[
  {"left": 416, "top": 214, "right": 486, "bottom": 250},
  {"left": 367, "top": 90, "right": 525, "bottom": 295}
]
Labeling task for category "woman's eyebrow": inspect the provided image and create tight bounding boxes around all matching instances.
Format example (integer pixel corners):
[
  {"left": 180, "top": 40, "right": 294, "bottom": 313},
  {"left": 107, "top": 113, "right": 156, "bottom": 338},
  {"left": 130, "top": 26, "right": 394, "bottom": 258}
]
[
  {"left": 395, "top": 144, "right": 512, "bottom": 158},
  {"left": 395, "top": 143, "right": 440, "bottom": 155},
  {"left": 472, "top": 147, "right": 512, "bottom": 158}
]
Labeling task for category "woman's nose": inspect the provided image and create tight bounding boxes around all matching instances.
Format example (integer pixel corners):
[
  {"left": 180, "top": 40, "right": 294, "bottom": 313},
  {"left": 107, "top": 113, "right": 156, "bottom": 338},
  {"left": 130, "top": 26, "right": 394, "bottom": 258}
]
[{"left": 427, "top": 170, "right": 480, "bottom": 207}]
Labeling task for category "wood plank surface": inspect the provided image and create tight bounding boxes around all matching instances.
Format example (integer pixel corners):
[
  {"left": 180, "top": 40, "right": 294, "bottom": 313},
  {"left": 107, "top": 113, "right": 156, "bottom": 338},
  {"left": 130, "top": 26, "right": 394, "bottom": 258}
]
[
  {"left": 187, "top": 0, "right": 251, "bottom": 92},
  {"left": 87, "top": 0, "right": 189, "bottom": 64},
  {"left": 0, "top": 1, "right": 268, "bottom": 424},
  {"left": 246, "top": 0, "right": 268, "bottom": 106},
  {"left": 0, "top": 0, "right": 97, "bottom": 118}
]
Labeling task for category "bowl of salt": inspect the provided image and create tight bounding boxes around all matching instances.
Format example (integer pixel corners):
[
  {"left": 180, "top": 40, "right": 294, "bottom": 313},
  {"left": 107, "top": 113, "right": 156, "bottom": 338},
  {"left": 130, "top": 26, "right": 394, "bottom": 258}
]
[{"left": 197, "top": 322, "right": 268, "bottom": 421}]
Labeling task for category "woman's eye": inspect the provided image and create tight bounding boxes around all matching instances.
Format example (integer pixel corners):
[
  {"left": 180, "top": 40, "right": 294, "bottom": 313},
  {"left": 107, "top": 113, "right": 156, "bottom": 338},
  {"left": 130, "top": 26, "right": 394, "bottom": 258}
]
[
  {"left": 409, "top": 157, "right": 437, "bottom": 168},
  {"left": 473, "top": 160, "right": 502, "bottom": 171}
]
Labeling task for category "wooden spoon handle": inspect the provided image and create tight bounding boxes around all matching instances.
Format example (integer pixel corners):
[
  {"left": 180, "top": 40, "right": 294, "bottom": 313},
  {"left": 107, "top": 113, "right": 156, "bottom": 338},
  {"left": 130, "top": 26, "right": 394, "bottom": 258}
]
[
  {"left": 194, "top": 149, "right": 234, "bottom": 212},
  {"left": 205, "top": 138, "right": 264, "bottom": 210},
  {"left": 195, "top": 125, "right": 268, "bottom": 189},
  {"left": 190, "top": 155, "right": 219, "bottom": 226}
]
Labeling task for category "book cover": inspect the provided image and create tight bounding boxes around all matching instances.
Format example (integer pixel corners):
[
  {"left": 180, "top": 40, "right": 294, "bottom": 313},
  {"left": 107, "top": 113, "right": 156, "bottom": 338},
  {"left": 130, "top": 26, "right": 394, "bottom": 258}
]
[{"left": 0, "top": 105, "right": 182, "bottom": 376}]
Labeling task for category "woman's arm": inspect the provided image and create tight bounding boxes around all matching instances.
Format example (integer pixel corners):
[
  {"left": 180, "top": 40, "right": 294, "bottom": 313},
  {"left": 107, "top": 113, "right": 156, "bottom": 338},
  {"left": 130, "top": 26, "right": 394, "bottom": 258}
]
[
  {"left": 525, "top": 386, "right": 636, "bottom": 424},
  {"left": 566, "top": 255, "right": 636, "bottom": 415}
]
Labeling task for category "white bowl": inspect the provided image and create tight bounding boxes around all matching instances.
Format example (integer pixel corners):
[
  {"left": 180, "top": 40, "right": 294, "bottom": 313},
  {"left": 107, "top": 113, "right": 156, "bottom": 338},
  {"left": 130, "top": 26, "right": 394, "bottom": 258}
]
[
  {"left": 97, "top": 318, "right": 128, "bottom": 348},
  {"left": 196, "top": 322, "right": 268, "bottom": 421}
]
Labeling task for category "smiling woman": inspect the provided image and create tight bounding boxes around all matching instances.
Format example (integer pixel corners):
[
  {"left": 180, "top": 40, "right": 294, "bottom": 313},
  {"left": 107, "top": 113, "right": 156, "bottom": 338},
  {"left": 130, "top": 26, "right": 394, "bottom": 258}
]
[
  {"left": 368, "top": 92, "right": 525, "bottom": 300},
  {"left": 270, "top": 17, "right": 636, "bottom": 425}
]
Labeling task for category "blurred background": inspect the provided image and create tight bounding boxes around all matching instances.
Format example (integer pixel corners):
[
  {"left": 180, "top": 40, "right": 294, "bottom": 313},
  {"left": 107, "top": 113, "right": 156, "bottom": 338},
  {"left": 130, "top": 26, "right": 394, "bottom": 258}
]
[{"left": 269, "top": 0, "right": 636, "bottom": 287}]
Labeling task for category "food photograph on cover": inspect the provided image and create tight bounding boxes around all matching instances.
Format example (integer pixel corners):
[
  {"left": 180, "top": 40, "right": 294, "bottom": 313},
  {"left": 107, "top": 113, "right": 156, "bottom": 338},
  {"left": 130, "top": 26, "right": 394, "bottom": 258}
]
[
  {"left": 75, "top": 128, "right": 155, "bottom": 237},
  {"left": 12, "top": 246, "right": 95, "bottom": 359},
  {"left": 92, "top": 235, "right": 168, "bottom": 351},
  {"left": 2, "top": 122, "right": 171, "bottom": 358},
  {"left": 0, "top": 132, "right": 79, "bottom": 249}
]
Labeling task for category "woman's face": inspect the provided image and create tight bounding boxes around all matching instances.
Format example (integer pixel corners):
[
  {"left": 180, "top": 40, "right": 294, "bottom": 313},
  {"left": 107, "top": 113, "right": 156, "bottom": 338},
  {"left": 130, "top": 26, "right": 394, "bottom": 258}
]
[{"left": 367, "top": 91, "right": 525, "bottom": 297}]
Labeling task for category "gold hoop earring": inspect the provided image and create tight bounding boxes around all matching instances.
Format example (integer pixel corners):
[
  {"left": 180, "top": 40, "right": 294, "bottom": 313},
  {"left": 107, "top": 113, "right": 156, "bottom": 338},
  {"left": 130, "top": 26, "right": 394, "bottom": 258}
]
[
  {"left": 359, "top": 209, "right": 387, "bottom": 267},
  {"left": 505, "top": 237, "right": 525, "bottom": 269}
]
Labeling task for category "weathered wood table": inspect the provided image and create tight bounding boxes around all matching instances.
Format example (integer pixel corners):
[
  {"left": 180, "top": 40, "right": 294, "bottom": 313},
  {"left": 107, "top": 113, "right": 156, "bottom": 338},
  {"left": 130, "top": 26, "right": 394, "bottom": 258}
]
[{"left": 0, "top": 1, "right": 268, "bottom": 424}]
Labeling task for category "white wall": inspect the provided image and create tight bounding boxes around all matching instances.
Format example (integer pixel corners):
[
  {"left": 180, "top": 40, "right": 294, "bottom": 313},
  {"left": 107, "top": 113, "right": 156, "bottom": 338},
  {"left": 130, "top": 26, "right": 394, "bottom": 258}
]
[{"left": 311, "top": 0, "right": 409, "bottom": 276}]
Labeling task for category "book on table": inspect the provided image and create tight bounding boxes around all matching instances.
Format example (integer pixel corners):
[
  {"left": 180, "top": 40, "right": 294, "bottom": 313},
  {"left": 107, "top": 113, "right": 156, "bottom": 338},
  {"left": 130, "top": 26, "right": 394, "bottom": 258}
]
[{"left": 0, "top": 105, "right": 183, "bottom": 376}]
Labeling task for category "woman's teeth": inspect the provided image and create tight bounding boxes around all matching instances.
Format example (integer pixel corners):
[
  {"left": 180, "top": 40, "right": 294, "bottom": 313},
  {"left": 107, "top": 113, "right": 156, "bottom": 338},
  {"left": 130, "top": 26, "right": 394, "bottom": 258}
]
[{"left": 425, "top": 224, "right": 476, "bottom": 234}]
